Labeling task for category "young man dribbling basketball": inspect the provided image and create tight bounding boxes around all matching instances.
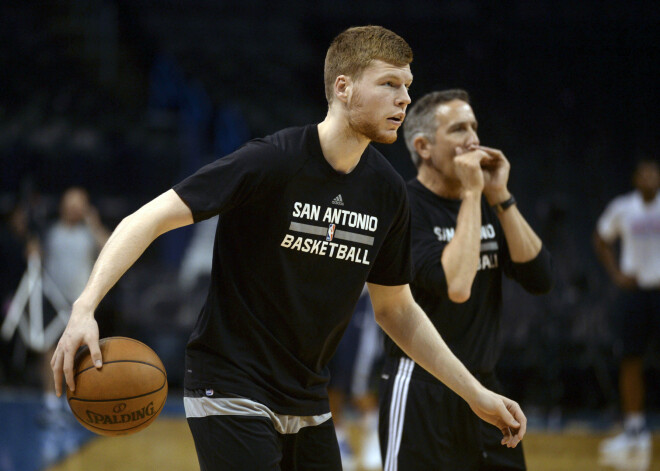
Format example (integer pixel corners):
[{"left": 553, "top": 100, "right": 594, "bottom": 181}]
[{"left": 52, "top": 26, "right": 527, "bottom": 470}]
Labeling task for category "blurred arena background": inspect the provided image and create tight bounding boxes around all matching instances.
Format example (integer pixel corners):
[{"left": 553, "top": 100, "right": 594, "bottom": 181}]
[{"left": 0, "top": 1, "right": 658, "bottom": 470}]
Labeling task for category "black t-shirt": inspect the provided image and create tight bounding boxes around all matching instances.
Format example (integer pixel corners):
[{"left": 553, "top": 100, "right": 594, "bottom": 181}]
[
  {"left": 385, "top": 178, "right": 552, "bottom": 377},
  {"left": 173, "top": 124, "right": 412, "bottom": 416}
]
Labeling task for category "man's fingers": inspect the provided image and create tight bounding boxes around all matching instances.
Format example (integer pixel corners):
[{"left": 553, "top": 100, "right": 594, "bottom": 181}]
[
  {"left": 51, "top": 349, "right": 63, "bottom": 397},
  {"left": 501, "top": 427, "right": 521, "bottom": 448},
  {"left": 500, "top": 427, "right": 521, "bottom": 448},
  {"left": 496, "top": 400, "right": 519, "bottom": 428},
  {"left": 501, "top": 399, "right": 526, "bottom": 448},
  {"left": 456, "top": 150, "right": 489, "bottom": 167},
  {"left": 501, "top": 437, "right": 520, "bottom": 448},
  {"left": 456, "top": 147, "right": 489, "bottom": 159},
  {"left": 88, "top": 339, "right": 103, "bottom": 369},
  {"left": 515, "top": 410, "right": 527, "bottom": 441},
  {"left": 490, "top": 399, "right": 525, "bottom": 448},
  {"left": 507, "top": 400, "right": 526, "bottom": 439},
  {"left": 63, "top": 346, "right": 76, "bottom": 393},
  {"left": 476, "top": 145, "right": 503, "bottom": 156}
]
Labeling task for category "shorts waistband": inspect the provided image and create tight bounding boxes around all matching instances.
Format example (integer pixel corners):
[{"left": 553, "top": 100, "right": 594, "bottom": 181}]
[{"left": 184, "top": 389, "right": 331, "bottom": 434}]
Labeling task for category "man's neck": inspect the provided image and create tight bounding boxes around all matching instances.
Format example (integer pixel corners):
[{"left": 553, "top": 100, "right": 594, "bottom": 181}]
[
  {"left": 639, "top": 189, "right": 658, "bottom": 204},
  {"left": 317, "top": 110, "right": 370, "bottom": 174},
  {"left": 417, "top": 165, "right": 462, "bottom": 200}
]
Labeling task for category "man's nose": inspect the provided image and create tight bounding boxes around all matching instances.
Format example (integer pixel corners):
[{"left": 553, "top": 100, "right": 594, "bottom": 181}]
[
  {"left": 397, "top": 87, "right": 411, "bottom": 107},
  {"left": 467, "top": 130, "right": 479, "bottom": 148}
]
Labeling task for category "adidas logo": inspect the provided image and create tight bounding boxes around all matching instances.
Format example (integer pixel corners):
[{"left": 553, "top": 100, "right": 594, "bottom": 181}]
[{"left": 332, "top": 194, "right": 344, "bottom": 206}]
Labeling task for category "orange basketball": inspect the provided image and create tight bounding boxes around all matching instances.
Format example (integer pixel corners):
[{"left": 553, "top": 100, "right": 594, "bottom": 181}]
[{"left": 66, "top": 336, "right": 168, "bottom": 436}]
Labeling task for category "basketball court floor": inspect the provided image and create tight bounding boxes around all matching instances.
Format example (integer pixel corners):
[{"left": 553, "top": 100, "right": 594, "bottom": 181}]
[{"left": 1, "top": 389, "right": 658, "bottom": 471}]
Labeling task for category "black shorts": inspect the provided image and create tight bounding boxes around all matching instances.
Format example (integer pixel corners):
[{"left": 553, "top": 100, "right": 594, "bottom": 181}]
[
  {"left": 614, "top": 288, "right": 660, "bottom": 357},
  {"left": 379, "top": 357, "right": 525, "bottom": 471},
  {"left": 185, "top": 389, "right": 342, "bottom": 471}
]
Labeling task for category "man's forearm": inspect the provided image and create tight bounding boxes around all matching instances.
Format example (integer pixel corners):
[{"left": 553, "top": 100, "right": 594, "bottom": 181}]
[
  {"left": 497, "top": 205, "right": 542, "bottom": 262},
  {"left": 76, "top": 190, "right": 193, "bottom": 312},
  {"left": 77, "top": 214, "right": 157, "bottom": 311},
  {"left": 441, "top": 191, "right": 482, "bottom": 302},
  {"left": 374, "top": 289, "right": 482, "bottom": 402}
]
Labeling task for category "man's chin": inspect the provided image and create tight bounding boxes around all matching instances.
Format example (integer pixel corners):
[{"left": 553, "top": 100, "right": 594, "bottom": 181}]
[
  {"left": 348, "top": 115, "right": 398, "bottom": 144},
  {"left": 370, "top": 131, "right": 398, "bottom": 145}
]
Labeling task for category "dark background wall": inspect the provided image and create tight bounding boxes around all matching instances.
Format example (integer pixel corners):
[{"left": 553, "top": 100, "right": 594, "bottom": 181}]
[{"left": 0, "top": 0, "right": 658, "bottom": 415}]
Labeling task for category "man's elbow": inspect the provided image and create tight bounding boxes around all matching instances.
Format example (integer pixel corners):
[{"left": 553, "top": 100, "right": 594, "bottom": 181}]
[
  {"left": 373, "top": 302, "right": 405, "bottom": 330},
  {"left": 374, "top": 308, "right": 398, "bottom": 337},
  {"left": 518, "top": 247, "right": 555, "bottom": 295},
  {"left": 525, "top": 273, "right": 554, "bottom": 295},
  {"left": 118, "top": 209, "right": 161, "bottom": 242},
  {"left": 447, "top": 285, "right": 471, "bottom": 304}
]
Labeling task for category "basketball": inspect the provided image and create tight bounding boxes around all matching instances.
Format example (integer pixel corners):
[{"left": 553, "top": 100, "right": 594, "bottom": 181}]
[{"left": 66, "top": 336, "right": 168, "bottom": 437}]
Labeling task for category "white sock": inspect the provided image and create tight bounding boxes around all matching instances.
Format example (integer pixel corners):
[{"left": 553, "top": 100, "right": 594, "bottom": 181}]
[{"left": 624, "top": 413, "right": 646, "bottom": 433}]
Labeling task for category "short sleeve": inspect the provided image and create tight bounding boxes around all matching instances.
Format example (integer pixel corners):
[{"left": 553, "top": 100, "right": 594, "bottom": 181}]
[
  {"left": 596, "top": 198, "right": 623, "bottom": 243},
  {"left": 173, "top": 139, "right": 284, "bottom": 222},
  {"left": 366, "top": 187, "right": 413, "bottom": 286}
]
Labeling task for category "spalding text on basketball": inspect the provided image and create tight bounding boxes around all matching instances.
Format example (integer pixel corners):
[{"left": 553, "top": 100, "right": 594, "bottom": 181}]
[{"left": 85, "top": 402, "right": 156, "bottom": 425}]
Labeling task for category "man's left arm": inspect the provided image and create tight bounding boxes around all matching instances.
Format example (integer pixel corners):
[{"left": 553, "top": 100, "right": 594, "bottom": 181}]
[
  {"left": 368, "top": 282, "right": 526, "bottom": 448},
  {"left": 479, "top": 146, "right": 553, "bottom": 294},
  {"left": 496, "top": 203, "right": 541, "bottom": 262}
]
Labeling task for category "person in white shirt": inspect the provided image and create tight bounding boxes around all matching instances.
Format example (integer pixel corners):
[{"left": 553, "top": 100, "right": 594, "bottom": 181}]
[
  {"left": 593, "top": 159, "right": 660, "bottom": 461},
  {"left": 44, "top": 188, "right": 110, "bottom": 303},
  {"left": 40, "top": 187, "right": 110, "bottom": 424}
]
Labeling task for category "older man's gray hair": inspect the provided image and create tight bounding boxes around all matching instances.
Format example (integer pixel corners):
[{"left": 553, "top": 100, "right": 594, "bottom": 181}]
[{"left": 404, "top": 89, "right": 470, "bottom": 167}]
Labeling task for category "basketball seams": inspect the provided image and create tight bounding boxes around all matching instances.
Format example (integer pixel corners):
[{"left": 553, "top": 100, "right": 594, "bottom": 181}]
[
  {"left": 67, "top": 380, "right": 168, "bottom": 403},
  {"left": 74, "top": 336, "right": 164, "bottom": 371},
  {"left": 74, "top": 359, "right": 167, "bottom": 378},
  {"left": 66, "top": 336, "right": 169, "bottom": 437}
]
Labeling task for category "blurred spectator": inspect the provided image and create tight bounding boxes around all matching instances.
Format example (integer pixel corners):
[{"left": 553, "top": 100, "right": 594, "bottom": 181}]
[
  {"left": 594, "top": 159, "right": 660, "bottom": 463},
  {"left": 43, "top": 187, "right": 110, "bottom": 303},
  {"left": 0, "top": 204, "right": 39, "bottom": 382},
  {"left": 39, "top": 187, "right": 110, "bottom": 423},
  {"left": 0, "top": 205, "right": 32, "bottom": 310}
]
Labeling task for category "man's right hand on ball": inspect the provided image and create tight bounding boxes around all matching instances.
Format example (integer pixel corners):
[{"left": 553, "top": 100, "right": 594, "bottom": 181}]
[{"left": 51, "top": 302, "right": 103, "bottom": 397}]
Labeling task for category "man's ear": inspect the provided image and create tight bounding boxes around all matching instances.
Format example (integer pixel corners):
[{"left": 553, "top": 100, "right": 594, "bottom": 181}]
[
  {"left": 413, "top": 134, "right": 431, "bottom": 162},
  {"left": 334, "top": 75, "right": 351, "bottom": 103}
]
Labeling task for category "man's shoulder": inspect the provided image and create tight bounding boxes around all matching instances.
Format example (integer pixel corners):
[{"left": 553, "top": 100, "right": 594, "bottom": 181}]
[
  {"left": 262, "top": 124, "right": 315, "bottom": 155},
  {"left": 363, "top": 145, "right": 406, "bottom": 190},
  {"left": 405, "top": 178, "right": 457, "bottom": 210},
  {"left": 405, "top": 178, "right": 424, "bottom": 196},
  {"left": 226, "top": 125, "right": 313, "bottom": 173},
  {"left": 607, "top": 191, "right": 639, "bottom": 212},
  {"left": 405, "top": 178, "right": 428, "bottom": 208}
]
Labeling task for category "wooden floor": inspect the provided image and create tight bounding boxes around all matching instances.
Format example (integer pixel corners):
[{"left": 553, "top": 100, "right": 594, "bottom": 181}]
[{"left": 47, "top": 418, "right": 660, "bottom": 471}]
